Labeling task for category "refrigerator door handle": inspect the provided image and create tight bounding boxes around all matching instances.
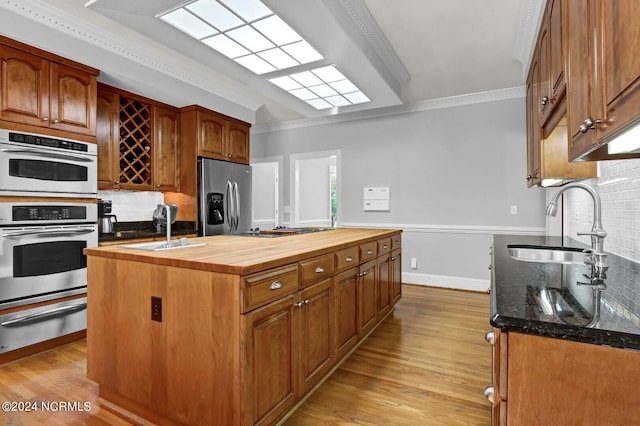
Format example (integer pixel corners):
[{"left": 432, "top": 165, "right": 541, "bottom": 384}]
[
  {"left": 233, "top": 181, "right": 240, "bottom": 232},
  {"left": 226, "top": 180, "right": 234, "bottom": 232}
]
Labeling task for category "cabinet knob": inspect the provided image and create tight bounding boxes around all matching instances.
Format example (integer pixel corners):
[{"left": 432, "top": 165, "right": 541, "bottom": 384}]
[
  {"left": 43, "top": 117, "right": 49, "bottom": 122},
  {"left": 483, "top": 385, "right": 495, "bottom": 404},
  {"left": 541, "top": 96, "right": 550, "bottom": 106},
  {"left": 315, "top": 266, "right": 325, "bottom": 273},
  {"left": 383, "top": 245, "right": 388, "bottom": 249},
  {"left": 580, "top": 117, "right": 602, "bottom": 133},
  {"left": 53, "top": 119, "right": 59, "bottom": 123},
  {"left": 484, "top": 330, "right": 496, "bottom": 346},
  {"left": 345, "top": 256, "right": 353, "bottom": 262},
  {"left": 145, "top": 146, "right": 151, "bottom": 151},
  {"left": 294, "top": 302, "right": 304, "bottom": 308},
  {"left": 156, "top": 184, "right": 161, "bottom": 188},
  {"left": 367, "top": 250, "right": 373, "bottom": 255}
]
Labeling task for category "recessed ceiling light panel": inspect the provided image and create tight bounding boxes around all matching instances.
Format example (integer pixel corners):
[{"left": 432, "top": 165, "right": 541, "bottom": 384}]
[
  {"left": 234, "top": 54, "right": 276, "bottom": 74},
  {"left": 281, "top": 41, "right": 323, "bottom": 64},
  {"left": 202, "top": 34, "right": 250, "bottom": 58},
  {"left": 220, "top": 0, "right": 272, "bottom": 21},
  {"left": 160, "top": 8, "right": 218, "bottom": 39},
  {"left": 186, "top": 0, "right": 242, "bottom": 32},
  {"left": 252, "top": 15, "right": 301, "bottom": 45},
  {"left": 258, "top": 48, "right": 298, "bottom": 70}
]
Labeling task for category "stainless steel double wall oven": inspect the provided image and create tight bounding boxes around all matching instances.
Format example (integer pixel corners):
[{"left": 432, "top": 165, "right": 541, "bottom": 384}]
[{"left": 0, "top": 129, "right": 97, "bottom": 354}]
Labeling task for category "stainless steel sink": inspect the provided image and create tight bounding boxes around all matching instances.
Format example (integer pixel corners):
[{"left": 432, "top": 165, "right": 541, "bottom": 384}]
[
  {"left": 120, "top": 239, "right": 206, "bottom": 251},
  {"left": 507, "top": 244, "right": 589, "bottom": 265}
]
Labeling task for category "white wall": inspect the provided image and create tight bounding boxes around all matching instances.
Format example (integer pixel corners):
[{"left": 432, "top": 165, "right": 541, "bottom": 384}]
[
  {"left": 98, "top": 190, "right": 164, "bottom": 222},
  {"left": 251, "top": 95, "right": 547, "bottom": 291}
]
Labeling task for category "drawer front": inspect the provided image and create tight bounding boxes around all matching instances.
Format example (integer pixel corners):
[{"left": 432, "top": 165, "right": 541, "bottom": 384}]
[
  {"left": 378, "top": 238, "right": 391, "bottom": 255},
  {"left": 335, "top": 246, "right": 359, "bottom": 272},
  {"left": 359, "top": 241, "right": 378, "bottom": 262},
  {"left": 391, "top": 234, "right": 402, "bottom": 251},
  {"left": 242, "top": 264, "right": 299, "bottom": 312},
  {"left": 300, "top": 253, "right": 335, "bottom": 288}
]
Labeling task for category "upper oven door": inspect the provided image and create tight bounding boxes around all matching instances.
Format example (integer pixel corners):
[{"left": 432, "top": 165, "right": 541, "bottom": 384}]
[
  {"left": 0, "top": 224, "right": 98, "bottom": 306},
  {"left": 0, "top": 141, "right": 97, "bottom": 197}
]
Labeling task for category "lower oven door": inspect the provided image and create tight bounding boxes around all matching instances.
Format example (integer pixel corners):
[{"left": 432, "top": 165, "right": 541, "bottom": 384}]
[
  {"left": 0, "top": 224, "right": 97, "bottom": 306},
  {"left": 0, "top": 297, "right": 87, "bottom": 353}
]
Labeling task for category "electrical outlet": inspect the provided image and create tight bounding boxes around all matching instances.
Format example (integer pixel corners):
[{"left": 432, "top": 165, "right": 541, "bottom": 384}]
[
  {"left": 151, "top": 296, "right": 162, "bottom": 322},
  {"left": 411, "top": 257, "right": 417, "bottom": 269},
  {"left": 510, "top": 205, "right": 518, "bottom": 215}
]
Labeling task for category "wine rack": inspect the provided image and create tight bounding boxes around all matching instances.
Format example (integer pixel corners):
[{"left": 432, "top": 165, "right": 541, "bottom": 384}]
[{"left": 118, "top": 97, "right": 152, "bottom": 188}]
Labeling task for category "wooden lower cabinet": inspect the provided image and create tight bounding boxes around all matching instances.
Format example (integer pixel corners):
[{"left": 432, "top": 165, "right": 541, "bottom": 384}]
[
  {"left": 335, "top": 267, "right": 359, "bottom": 360},
  {"left": 243, "top": 295, "right": 297, "bottom": 426},
  {"left": 391, "top": 249, "right": 402, "bottom": 304},
  {"left": 492, "top": 330, "right": 640, "bottom": 425},
  {"left": 377, "top": 253, "right": 392, "bottom": 318},
  {"left": 357, "top": 259, "right": 378, "bottom": 338}
]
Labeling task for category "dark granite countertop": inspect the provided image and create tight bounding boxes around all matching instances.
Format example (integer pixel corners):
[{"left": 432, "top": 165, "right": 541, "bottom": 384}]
[
  {"left": 99, "top": 221, "right": 197, "bottom": 242},
  {"left": 491, "top": 234, "right": 640, "bottom": 350}
]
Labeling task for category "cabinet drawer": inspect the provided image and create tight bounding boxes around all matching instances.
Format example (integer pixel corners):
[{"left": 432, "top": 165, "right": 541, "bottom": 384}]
[
  {"left": 300, "top": 254, "right": 335, "bottom": 288},
  {"left": 242, "top": 264, "right": 298, "bottom": 313},
  {"left": 359, "top": 242, "right": 378, "bottom": 262},
  {"left": 391, "top": 234, "right": 402, "bottom": 251},
  {"left": 378, "top": 238, "right": 391, "bottom": 255},
  {"left": 335, "top": 246, "right": 359, "bottom": 272}
]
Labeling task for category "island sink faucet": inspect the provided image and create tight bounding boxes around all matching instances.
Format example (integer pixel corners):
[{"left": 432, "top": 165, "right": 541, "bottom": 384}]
[
  {"left": 154, "top": 203, "right": 172, "bottom": 248},
  {"left": 546, "top": 182, "right": 608, "bottom": 279}
]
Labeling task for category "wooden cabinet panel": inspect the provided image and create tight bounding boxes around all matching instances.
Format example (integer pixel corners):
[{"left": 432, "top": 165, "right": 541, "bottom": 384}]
[
  {"left": 197, "top": 110, "right": 226, "bottom": 160},
  {"left": 49, "top": 62, "right": 97, "bottom": 136},
  {"left": 299, "top": 253, "right": 335, "bottom": 288},
  {"left": 227, "top": 121, "right": 250, "bottom": 164},
  {"left": 0, "top": 45, "right": 49, "bottom": 127},
  {"left": 153, "top": 106, "right": 180, "bottom": 192},
  {"left": 96, "top": 90, "right": 119, "bottom": 190},
  {"left": 377, "top": 253, "right": 392, "bottom": 318},
  {"left": 526, "top": 54, "right": 541, "bottom": 186},
  {"left": 335, "top": 246, "right": 359, "bottom": 272},
  {"left": 391, "top": 235, "right": 402, "bottom": 251},
  {"left": 359, "top": 241, "right": 377, "bottom": 263},
  {"left": 296, "top": 278, "right": 334, "bottom": 396},
  {"left": 243, "top": 295, "right": 297, "bottom": 426},
  {"left": 242, "top": 264, "right": 299, "bottom": 313},
  {"left": 377, "top": 238, "right": 391, "bottom": 255},
  {"left": 548, "top": 0, "right": 564, "bottom": 100},
  {"left": 334, "top": 268, "right": 358, "bottom": 360},
  {"left": 357, "top": 259, "right": 377, "bottom": 338},
  {"left": 390, "top": 249, "right": 402, "bottom": 305}
]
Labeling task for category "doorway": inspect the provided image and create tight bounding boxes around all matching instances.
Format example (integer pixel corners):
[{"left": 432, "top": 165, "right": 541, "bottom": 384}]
[
  {"left": 251, "top": 161, "right": 279, "bottom": 229},
  {"left": 290, "top": 150, "right": 340, "bottom": 227}
]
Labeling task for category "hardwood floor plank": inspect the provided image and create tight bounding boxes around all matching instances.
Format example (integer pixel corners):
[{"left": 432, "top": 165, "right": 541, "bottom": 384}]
[{"left": 0, "top": 284, "right": 491, "bottom": 425}]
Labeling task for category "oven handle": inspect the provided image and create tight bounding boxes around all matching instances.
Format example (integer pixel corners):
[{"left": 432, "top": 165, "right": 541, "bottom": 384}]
[
  {"left": 1, "top": 301, "right": 87, "bottom": 327},
  {"left": 3, "top": 227, "right": 96, "bottom": 238},
  {"left": 0, "top": 148, "right": 94, "bottom": 163}
]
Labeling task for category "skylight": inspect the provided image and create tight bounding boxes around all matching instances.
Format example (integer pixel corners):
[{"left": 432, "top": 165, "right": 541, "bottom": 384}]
[{"left": 158, "top": 0, "right": 370, "bottom": 110}]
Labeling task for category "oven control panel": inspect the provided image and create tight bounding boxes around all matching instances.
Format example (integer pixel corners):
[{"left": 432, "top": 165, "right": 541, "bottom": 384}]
[
  {"left": 12, "top": 206, "right": 86, "bottom": 221},
  {"left": 8, "top": 131, "right": 89, "bottom": 152}
]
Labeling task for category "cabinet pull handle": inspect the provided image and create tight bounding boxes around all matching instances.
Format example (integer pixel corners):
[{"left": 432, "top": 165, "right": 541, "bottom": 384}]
[
  {"left": 294, "top": 302, "right": 304, "bottom": 308},
  {"left": 315, "top": 266, "right": 325, "bottom": 273},
  {"left": 42, "top": 117, "right": 49, "bottom": 122},
  {"left": 345, "top": 256, "right": 353, "bottom": 262},
  {"left": 391, "top": 256, "right": 397, "bottom": 261},
  {"left": 359, "top": 271, "right": 367, "bottom": 277},
  {"left": 53, "top": 118, "right": 59, "bottom": 123},
  {"left": 383, "top": 245, "right": 388, "bottom": 249},
  {"left": 579, "top": 117, "right": 602, "bottom": 133},
  {"left": 367, "top": 249, "right": 373, "bottom": 255},
  {"left": 483, "top": 385, "right": 495, "bottom": 404},
  {"left": 269, "top": 281, "right": 282, "bottom": 290},
  {"left": 540, "top": 95, "right": 552, "bottom": 106}
]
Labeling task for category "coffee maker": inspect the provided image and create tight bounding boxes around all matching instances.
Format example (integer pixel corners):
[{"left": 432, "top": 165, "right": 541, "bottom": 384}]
[{"left": 98, "top": 199, "right": 117, "bottom": 234}]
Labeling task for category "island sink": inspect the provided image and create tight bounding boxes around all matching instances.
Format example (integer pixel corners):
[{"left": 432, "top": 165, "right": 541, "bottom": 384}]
[{"left": 508, "top": 244, "right": 589, "bottom": 265}]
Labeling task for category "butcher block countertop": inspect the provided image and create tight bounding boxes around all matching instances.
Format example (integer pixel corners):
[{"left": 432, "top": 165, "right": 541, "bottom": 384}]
[{"left": 84, "top": 227, "right": 401, "bottom": 275}]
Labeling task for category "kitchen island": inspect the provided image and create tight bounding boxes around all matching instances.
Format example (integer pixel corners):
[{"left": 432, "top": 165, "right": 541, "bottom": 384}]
[
  {"left": 489, "top": 235, "right": 640, "bottom": 425},
  {"left": 84, "top": 227, "right": 402, "bottom": 426}
]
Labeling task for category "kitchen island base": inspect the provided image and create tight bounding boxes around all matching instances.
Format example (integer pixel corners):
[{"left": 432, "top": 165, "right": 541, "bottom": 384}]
[{"left": 85, "top": 228, "right": 402, "bottom": 426}]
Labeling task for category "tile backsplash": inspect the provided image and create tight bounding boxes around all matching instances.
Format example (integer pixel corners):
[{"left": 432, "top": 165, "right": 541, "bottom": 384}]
[
  {"left": 564, "top": 159, "right": 640, "bottom": 263},
  {"left": 98, "top": 190, "right": 164, "bottom": 222}
]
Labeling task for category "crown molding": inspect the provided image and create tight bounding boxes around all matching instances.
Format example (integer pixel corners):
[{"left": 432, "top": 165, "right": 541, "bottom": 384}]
[
  {"left": 512, "top": 0, "right": 545, "bottom": 79},
  {"left": 252, "top": 86, "right": 525, "bottom": 134},
  {"left": 338, "top": 0, "right": 410, "bottom": 85},
  {"left": 0, "top": 0, "right": 263, "bottom": 113}
]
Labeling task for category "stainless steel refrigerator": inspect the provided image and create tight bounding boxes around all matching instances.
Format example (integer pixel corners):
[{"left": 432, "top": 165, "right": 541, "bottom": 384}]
[{"left": 198, "top": 158, "right": 252, "bottom": 236}]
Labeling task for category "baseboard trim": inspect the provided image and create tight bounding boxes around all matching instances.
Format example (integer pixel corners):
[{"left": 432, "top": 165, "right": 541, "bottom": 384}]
[{"left": 402, "top": 272, "right": 490, "bottom": 293}]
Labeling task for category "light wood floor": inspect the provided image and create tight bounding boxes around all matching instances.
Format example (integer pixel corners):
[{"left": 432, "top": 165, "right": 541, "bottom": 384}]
[{"left": 0, "top": 285, "right": 491, "bottom": 425}]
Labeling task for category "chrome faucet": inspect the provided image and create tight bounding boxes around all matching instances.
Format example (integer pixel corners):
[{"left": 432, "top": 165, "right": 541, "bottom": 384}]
[
  {"left": 546, "top": 182, "right": 608, "bottom": 278},
  {"left": 154, "top": 204, "right": 172, "bottom": 248}
]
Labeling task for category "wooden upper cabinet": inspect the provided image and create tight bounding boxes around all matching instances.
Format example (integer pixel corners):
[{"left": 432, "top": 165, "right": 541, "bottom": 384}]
[
  {"left": 0, "top": 39, "right": 97, "bottom": 137},
  {"left": 566, "top": 0, "right": 640, "bottom": 161},
  {"left": 227, "top": 121, "right": 250, "bottom": 164},
  {"left": 153, "top": 106, "right": 180, "bottom": 192},
  {"left": 539, "top": 0, "right": 565, "bottom": 126},
  {"left": 197, "top": 110, "right": 226, "bottom": 159},
  {"left": 96, "top": 89, "right": 120, "bottom": 190},
  {"left": 526, "top": 54, "right": 541, "bottom": 187}
]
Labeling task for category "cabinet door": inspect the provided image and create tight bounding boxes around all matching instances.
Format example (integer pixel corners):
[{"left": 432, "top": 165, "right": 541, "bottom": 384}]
[
  {"left": 49, "top": 62, "right": 97, "bottom": 136},
  {"left": 548, "top": 0, "right": 565, "bottom": 101},
  {"left": 566, "top": 0, "right": 602, "bottom": 160},
  {"left": 153, "top": 106, "right": 180, "bottom": 192},
  {"left": 0, "top": 45, "right": 49, "bottom": 127},
  {"left": 526, "top": 54, "right": 541, "bottom": 186},
  {"left": 538, "top": 15, "right": 551, "bottom": 124},
  {"left": 197, "top": 111, "right": 226, "bottom": 160},
  {"left": 357, "top": 259, "right": 377, "bottom": 338},
  {"left": 598, "top": 0, "right": 640, "bottom": 143},
  {"left": 96, "top": 89, "right": 120, "bottom": 190},
  {"left": 243, "top": 295, "right": 297, "bottom": 426},
  {"left": 334, "top": 268, "right": 358, "bottom": 360},
  {"left": 296, "top": 278, "right": 334, "bottom": 396},
  {"left": 391, "top": 250, "right": 402, "bottom": 305},
  {"left": 377, "top": 253, "right": 392, "bottom": 318},
  {"left": 227, "top": 121, "right": 250, "bottom": 164}
]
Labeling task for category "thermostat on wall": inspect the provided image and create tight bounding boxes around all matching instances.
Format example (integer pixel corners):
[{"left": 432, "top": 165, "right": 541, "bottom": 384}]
[{"left": 363, "top": 186, "right": 390, "bottom": 211}]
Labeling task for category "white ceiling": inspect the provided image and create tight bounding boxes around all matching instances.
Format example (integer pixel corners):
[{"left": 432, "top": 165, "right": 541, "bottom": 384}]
[{"left": 0, "top": 0, "right": 542, "bottom": 126}]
